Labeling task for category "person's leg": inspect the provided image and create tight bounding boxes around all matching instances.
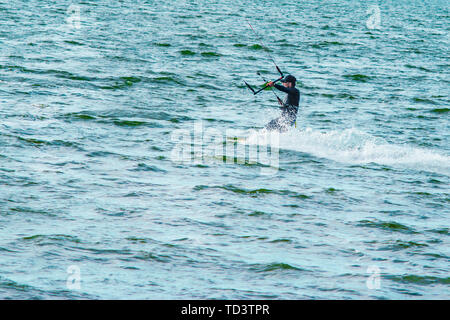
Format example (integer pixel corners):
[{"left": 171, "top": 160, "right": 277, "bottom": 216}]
[
  {"left": 278, "top": 117, "right": 294, "bottom": 132},
  {"left": 265, "top": 117, "right": 282, "bottom": 131}
]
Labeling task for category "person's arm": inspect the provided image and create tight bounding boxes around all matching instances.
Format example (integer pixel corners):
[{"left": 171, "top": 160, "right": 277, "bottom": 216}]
[
  {"left": 274, "top": 84, "right": 297, "bottom": 94},
  {"left": 267, "top": 81, "right": 296, "bottom": 94},
  {"left": 273, "top": 83, "right": 288, "bottom": 93}
]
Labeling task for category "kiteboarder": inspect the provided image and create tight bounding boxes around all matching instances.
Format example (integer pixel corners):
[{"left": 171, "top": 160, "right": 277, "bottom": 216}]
[{"left": 265, "top": 74, "right": 299, "bottom": 132}]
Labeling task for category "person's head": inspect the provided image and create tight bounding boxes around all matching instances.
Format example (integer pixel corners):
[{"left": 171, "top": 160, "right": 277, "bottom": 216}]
[{"left": 281, "top": 74, "right": 296, "bottom": 88}]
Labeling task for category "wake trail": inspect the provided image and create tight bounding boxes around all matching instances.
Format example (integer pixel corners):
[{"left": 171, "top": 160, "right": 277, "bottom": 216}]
[{"left": 244, "top": 127, "right": 450, "bottom": 175}]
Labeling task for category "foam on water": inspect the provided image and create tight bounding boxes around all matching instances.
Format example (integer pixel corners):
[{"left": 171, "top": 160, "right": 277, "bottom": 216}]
[{"left": 245, "top": 127, "right": 450, "bottom": 174}]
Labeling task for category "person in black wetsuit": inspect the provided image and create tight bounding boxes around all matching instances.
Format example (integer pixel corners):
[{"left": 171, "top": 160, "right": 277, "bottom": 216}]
[{"left": 265, "top": 74, "right": 299, "bottom": 132}]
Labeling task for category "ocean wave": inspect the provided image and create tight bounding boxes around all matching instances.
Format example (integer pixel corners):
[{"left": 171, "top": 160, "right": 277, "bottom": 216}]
[{"left": 244, "top": 127, "right": 450, "bottom": 174}]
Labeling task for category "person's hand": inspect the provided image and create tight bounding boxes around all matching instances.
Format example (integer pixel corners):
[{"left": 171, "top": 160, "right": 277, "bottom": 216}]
[{"left": 267, "top": 81, "right": 274, "bottom": 87}]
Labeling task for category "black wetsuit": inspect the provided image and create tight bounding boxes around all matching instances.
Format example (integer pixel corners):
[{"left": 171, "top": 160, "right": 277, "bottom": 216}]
[{"left": 265, "top": 84, "right": 300, "bottom": 132}]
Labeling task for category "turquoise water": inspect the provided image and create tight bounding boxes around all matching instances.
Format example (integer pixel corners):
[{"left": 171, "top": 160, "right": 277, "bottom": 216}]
[{"left": 0, "top": 0, "right": 449, "bottom": 299}]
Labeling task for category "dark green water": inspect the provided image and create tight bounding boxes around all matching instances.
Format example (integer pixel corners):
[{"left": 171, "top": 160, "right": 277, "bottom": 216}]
[{"left": 0, "top": 0, "right": 448, "bottom": 299}]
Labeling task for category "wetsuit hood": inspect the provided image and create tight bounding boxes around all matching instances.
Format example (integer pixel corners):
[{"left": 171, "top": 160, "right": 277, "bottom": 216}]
[{"left": 281, "top": 74, "right": 296, "bottom": 84}]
